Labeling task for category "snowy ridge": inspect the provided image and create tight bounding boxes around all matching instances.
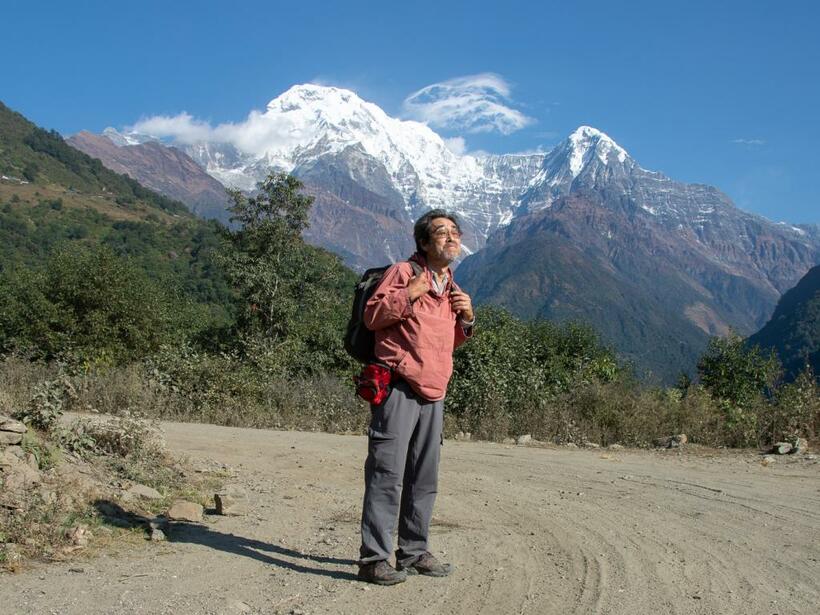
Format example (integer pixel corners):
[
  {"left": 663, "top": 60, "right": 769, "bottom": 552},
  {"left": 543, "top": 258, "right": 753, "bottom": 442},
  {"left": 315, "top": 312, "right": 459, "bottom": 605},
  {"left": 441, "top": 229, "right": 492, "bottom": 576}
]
[
  {"left": 105, "top": 84, "right": 657, "bottom": 244},
  {"left": 567, "top": 126, "right": 628, "bottom": 177}
]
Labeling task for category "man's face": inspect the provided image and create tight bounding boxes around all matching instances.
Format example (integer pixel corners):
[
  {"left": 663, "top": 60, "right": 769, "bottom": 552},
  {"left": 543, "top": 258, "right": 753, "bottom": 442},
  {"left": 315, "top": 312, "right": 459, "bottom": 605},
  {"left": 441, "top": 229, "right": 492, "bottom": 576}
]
[{"left": 423, "top": 217, "right": 462, "bottom": 264}]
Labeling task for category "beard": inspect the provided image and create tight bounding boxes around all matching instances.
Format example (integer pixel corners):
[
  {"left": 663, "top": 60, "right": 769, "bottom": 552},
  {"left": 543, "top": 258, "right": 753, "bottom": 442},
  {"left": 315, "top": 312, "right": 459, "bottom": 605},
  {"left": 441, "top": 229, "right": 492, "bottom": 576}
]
[{"left": 427, "top": 242, "right": 460, "bottom": 264}]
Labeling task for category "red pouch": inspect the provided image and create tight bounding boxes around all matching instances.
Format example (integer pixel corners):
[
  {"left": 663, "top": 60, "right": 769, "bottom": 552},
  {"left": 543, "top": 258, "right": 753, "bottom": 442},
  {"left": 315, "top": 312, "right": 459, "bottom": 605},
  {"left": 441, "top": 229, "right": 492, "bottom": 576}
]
[{"left": 354, "top": 363, "right": 392, "bottom": 405}]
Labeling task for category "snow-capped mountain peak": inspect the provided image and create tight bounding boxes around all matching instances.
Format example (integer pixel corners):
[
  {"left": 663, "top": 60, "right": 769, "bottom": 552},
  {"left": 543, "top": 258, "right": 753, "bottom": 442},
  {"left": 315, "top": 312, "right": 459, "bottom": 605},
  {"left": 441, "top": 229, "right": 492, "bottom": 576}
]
[
  {"left": 518, "top": 126, "right": 638, "bottom": 213},
  {"left": 105, "top": 84, "right": 647, "bottom": 247},
  {"left": 566, "top": 126, "right": 630, "bottom": 177},
  {"left": 249, "top": 83, "right": 458, "bottom": 178}
]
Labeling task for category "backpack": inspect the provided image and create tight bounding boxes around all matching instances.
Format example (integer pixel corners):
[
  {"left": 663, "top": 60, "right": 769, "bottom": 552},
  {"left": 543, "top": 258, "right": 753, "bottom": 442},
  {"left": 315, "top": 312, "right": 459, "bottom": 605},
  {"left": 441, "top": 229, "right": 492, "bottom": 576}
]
[{"left": 344, "top": 260, "right": 422, "bottom": 363}]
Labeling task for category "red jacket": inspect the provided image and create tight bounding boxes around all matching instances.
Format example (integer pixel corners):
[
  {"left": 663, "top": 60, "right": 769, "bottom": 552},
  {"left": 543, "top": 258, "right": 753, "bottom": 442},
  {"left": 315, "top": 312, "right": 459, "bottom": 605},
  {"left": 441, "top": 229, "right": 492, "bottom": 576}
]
[{"left": 364, "top": 254, "right": 471, "bottom": 401}]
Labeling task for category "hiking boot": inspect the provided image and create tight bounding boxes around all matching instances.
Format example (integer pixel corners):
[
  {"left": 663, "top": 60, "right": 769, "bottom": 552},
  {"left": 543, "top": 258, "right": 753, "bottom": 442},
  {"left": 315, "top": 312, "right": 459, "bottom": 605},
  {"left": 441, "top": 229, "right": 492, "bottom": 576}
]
[
  {"left": 357, "top": 560, "right": 408, "bottom": 586},
  {"left": 397, "top": 552, "right": 453, "bottom": 577}
]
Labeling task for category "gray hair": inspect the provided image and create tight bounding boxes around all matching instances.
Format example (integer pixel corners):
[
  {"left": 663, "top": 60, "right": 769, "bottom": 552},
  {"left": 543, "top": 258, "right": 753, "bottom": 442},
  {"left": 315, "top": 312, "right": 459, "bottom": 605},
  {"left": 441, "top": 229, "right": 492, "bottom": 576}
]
[{"left": 413, "top": 209, "right": 461, "bottom": 253}]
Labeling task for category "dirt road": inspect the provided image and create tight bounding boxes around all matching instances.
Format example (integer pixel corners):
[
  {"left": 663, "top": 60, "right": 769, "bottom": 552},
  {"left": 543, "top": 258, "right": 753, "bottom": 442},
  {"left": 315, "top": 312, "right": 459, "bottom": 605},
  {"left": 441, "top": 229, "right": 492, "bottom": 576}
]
[{"left": 3, "top": 421, "right": 819, "bottom": 614}]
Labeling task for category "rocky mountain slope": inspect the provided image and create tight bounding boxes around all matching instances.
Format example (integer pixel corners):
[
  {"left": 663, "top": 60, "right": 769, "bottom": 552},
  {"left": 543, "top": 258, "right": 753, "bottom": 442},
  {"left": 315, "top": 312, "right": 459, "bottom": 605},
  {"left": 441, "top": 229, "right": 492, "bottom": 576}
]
[
  {"left": 748, "top": 265, "right": 820, "bottom": 380},
  {"left": 102, "top": 85, "right": 548, "bottom": 256},
  {"left": 67, "top": 131, "right": 233, "bottom": 224}
]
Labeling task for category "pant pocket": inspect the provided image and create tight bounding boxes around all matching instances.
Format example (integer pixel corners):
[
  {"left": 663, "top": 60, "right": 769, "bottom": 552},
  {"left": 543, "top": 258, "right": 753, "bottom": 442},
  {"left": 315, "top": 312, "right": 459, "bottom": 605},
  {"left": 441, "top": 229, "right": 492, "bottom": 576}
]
[{"left": 367, "top": 428, "right": 398, "bottom": 475}]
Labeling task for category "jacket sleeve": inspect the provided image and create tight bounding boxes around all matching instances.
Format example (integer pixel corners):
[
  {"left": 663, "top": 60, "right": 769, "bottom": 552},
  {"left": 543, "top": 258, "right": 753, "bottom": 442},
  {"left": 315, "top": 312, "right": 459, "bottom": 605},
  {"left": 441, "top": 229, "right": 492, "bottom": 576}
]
[
  {"left": 451, "top": 280, "right": 473, "bottom": 349},
  {"left": 453, "top": 318, "right": 473, "bottom": 349},
  {"left": 364, "top": 263, "right": 415, "bottom": 331}
]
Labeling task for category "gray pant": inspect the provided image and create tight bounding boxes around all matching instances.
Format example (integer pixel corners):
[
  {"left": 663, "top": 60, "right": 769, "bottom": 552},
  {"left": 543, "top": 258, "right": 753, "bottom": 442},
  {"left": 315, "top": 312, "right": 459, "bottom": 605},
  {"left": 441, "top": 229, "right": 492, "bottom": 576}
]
[{"left": 359, "top": 378, "right": 444, "bottom": 566}]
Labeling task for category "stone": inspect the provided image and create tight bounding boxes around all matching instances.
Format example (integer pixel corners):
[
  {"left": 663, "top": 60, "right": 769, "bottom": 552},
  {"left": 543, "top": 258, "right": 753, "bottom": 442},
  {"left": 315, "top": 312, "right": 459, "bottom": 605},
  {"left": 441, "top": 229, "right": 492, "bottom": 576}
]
[
  {"left": 564, "top": 442, "right": 578, "bottom": 448},
  {"left": 454, "top": 431, "right": 472, "bottom": 441},
  {"left": 3, "top": 463, "right": 41, "bottom": 491},
  {"left": 0, "top": 431, "right": 23, "bottom": 446},
  {"left": 6, "top": 445, "right": 25, "bottom": 458},
  {"left": 608, "top": 444, "right": 624, "bottom": 450},
  {"left": 786, "top": 436, "right": 803, "bottom": 454},
  {"left": 0, "top": 417, "right": 26, "bottom": 434},
  {"left": 25, "top": 453, "right": 39, "bottom": 471},
  {"left": 66, "top": 525, "right": 91, "bottom": 547},
  {"left": 771, "top": 442, "right": 793, "bottom": 455},
  {"left": 0, "top": 449, "right": 20, "bottom": 469},
  {"left": 167, "top": 500, "right": 204, "bottom": 522},
  {"left": 654, "top": 434, "right": 688, "bottom": 448},
  {"left": 516, "top": 434, "right": 532, "bottom": 445},
  {"left": 148, "top": 516, "right": 169, "bottom": 531},
  {"left": 56, "top": 465, "right": 105, "bottom": 499},
  {"left": 501, "top": 438, "right": 516, "bottom": 445},
  {"left": 127, "top": 484, "right": 162, "bottom": 500},
  {"left": 214, "top": 487, "right": 249, "bottom": 516},
  {"left": 761, "top": 455, "right": 776, "bottom": 466},
  {"left": 149, "top": 527, "right": 167, "bottom": 541},
  {"left": 583, "top": 442, "right": 601, "bottom": 449}
]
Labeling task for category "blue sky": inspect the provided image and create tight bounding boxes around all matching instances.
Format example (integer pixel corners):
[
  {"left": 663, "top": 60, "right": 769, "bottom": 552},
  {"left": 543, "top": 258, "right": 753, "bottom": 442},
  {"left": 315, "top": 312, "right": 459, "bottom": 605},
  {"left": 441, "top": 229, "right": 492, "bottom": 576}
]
[{"left": 2, "top": 0, "right": 818, "bottom": 224}]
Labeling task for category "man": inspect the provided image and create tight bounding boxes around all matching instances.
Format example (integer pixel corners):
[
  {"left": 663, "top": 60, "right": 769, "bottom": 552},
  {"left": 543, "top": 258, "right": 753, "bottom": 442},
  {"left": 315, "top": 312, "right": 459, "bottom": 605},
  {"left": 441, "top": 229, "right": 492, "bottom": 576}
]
[{"left": 358, "top": 209, "right": 474, "bottom": 586}]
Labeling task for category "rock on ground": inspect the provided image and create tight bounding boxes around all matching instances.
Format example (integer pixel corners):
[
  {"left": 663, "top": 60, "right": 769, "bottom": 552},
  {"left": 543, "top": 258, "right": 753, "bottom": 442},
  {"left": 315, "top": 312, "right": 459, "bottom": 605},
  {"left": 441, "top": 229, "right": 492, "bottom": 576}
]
[
  {"left": 127, "top": 484, "right": 162, "bottom": 500},
  {"left": 214, "top": 486, "right": 249, "bottom": 516},
  {"left": 167, "top": 500, "right": 204, "bottom": 522}
]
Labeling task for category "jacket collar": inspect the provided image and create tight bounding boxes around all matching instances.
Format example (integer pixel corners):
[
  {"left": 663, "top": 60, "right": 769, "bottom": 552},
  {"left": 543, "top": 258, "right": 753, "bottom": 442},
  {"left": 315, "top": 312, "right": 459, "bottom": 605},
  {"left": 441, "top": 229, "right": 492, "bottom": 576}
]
[{"left": 410, "top": 252, "right": 454, "bottom": 295}]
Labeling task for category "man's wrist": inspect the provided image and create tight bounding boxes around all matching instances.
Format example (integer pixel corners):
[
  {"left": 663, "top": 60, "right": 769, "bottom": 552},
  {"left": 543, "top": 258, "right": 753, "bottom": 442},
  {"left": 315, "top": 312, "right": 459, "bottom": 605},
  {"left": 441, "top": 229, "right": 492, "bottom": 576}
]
[{"left": 459, "top": 314, "right": 475, "bottom": 327}]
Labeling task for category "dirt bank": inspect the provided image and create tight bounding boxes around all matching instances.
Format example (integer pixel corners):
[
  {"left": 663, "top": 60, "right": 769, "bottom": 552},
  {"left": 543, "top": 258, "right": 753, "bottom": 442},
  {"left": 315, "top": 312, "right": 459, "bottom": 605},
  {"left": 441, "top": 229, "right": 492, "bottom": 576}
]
[{"left": 2, "top": 421, "right": 819, "bottom": 614}]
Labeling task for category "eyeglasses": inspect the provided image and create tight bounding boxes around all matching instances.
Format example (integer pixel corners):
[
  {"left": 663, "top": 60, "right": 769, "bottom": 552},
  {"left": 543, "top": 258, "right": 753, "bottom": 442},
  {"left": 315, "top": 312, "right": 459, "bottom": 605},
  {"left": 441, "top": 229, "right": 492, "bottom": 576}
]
[{"left": 432, "top": 228, "right": 462, "bottom": 240}]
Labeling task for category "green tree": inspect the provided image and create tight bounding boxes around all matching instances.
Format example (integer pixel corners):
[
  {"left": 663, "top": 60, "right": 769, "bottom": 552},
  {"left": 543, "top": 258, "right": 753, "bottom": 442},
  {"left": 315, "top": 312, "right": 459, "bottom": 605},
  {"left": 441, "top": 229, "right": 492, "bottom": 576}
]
[
  {"left": 219, "top": 172, "right": 356, "bottom": 375},
  {"left": 221, "top": 173, "right": 312, "bottom": 342},
  {"left": 22, "top": 162, "right": 38, "bottom": 182},
  {"left": 697, "top": 332, "right": 782, "bottom": 446},
  {"left": 698, "top": 332, "right": 781, "bottom": 408}
]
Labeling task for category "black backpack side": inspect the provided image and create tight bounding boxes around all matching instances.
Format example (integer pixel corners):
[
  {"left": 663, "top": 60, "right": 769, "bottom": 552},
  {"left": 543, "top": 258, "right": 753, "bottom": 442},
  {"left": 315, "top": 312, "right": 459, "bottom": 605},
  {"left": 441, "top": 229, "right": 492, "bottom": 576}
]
[{"left": 344, "top": 261, "right": 422, "bottom": 363}]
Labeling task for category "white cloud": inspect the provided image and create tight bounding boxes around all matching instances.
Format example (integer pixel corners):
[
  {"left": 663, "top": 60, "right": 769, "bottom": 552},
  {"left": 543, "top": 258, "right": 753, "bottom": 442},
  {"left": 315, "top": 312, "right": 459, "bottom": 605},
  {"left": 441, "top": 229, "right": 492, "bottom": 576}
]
[
  {"left": 509, "top": 146, "right": 550, "bottom": 156},
  {"left": 130, "top": 112, "right": 213, "bottom": 143},
  {"left": 732, "top": 138, "right": 766, "bottom": 146},
  {"left": 443, "top": 136, "right": 467, "bottom": 155},
  {"left": 128, "top": 108, "right": 305, "bottom": 157},
  {"left": 402, "top": 73, "right": 534, "bottom": 135}
]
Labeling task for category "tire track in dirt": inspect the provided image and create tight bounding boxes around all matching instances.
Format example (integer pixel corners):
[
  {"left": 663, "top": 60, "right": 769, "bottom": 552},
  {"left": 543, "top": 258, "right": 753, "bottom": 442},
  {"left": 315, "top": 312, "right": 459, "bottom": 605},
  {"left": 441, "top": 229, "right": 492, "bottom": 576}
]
[{"left": 1, "top": 422, "right": 818, "bottom": 615}]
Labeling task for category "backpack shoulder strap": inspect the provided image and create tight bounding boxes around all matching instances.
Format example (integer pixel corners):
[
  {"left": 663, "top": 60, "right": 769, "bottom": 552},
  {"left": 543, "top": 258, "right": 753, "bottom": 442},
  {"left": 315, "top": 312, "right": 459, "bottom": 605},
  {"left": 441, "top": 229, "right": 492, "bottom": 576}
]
[{"left": 408, "top": 260, "right": 423, "bottom": 276}]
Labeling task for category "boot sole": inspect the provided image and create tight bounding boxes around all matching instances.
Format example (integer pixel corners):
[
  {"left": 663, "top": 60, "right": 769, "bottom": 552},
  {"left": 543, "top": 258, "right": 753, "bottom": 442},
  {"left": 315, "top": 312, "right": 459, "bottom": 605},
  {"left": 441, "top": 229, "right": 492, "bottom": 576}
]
[
  {"left": 401, "top": 564, "right": 452, "bottom": 577},
  {"left": 358, "top": 575, "right": 407, "bottom": 586},
  {"left": 357, "top": 569, "right": 408, "bottom": 586}
]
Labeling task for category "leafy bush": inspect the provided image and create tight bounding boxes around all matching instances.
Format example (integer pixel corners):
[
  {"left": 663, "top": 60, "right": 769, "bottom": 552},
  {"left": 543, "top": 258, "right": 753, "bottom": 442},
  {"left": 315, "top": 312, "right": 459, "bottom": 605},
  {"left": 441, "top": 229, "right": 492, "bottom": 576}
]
[
  {"left": 697, "top": 332, "right": 783, "bottom": 446},
  {"left": 54, "top": 421, "right": 98, "bottom": 457},
  {"left": 0, "top": 244, "right": 188, "bottom": 363},
  {"left": 764, "top": 367, "right": 820, "bottom": 443},
  {"left": 13, "top": 378, "right": 65, "bottom": 431},
  {"left": 446, "top": 306, "right": 620, "bottom": 440}
]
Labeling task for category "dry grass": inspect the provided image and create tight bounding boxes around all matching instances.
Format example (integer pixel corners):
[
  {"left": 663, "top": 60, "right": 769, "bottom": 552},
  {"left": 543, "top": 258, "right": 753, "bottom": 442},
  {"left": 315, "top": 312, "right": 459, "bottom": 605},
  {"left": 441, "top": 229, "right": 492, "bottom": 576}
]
[{"left": 0, "top": 369, "right": 222, "bottom": 573}]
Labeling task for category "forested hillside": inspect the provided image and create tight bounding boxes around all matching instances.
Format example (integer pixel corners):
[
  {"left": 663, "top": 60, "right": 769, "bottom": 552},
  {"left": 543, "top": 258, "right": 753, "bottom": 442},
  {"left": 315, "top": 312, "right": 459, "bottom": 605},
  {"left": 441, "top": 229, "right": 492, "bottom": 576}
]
[{"left": 748, "top": 265, "right": 820, "bottom": 380}]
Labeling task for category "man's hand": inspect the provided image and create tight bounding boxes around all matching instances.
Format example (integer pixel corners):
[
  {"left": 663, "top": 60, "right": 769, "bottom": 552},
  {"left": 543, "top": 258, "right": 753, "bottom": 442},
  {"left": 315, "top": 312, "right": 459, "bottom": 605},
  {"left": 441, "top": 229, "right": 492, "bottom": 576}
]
[
  {"left": 407, "top": 273, "right": 430, "bottom": 302},
  {"left": 450, "top": 289, "right": 474, "bottom": 322}
]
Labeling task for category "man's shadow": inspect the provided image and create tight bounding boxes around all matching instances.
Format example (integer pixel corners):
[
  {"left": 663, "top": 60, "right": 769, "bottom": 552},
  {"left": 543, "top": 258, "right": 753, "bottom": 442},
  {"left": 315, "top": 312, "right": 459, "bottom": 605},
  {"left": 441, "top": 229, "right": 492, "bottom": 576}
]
[{"left": 93, "top": 500, "right": 359, "bottom": 582}]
